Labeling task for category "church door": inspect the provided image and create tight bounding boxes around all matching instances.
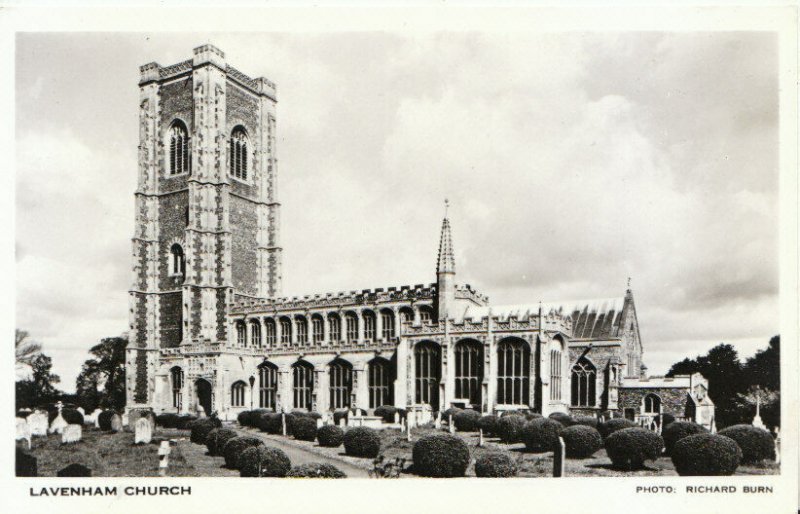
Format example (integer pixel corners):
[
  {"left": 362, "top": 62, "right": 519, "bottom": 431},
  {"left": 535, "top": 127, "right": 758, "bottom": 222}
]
[{"left": 195, "top": 379, "right": 212, "bottom": 416}]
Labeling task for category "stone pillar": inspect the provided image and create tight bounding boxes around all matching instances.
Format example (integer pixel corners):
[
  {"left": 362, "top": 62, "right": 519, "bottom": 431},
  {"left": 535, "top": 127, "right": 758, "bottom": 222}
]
[{"left": 395, "top": 338, "right": 409, "bottom": 407}]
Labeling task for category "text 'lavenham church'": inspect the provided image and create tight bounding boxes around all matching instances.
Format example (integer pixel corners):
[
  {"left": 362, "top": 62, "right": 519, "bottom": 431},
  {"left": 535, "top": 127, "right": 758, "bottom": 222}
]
[{"left": 126, "top": 45, "right": 714, "bottom": 429}]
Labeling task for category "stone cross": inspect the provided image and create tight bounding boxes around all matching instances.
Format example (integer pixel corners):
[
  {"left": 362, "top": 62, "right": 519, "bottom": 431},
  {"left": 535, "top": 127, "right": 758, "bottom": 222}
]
[
  {"left": 16, "top": 418, "right": 31, "bottom": 449},
  {"left": 28, "top": 411, "right": 48, "bottom": 437},
  {"left": 134, "top": 418, "right": 153, "bottom": 444},
  {"left": 552, "top": 436, "right": 566, "bottom": 477},
  {"left": 62, "top": 424, "right": 82, "bottom": 444},
  {"left": 55, "top": 401, "right": 64, "bottom": 413},
  {"left": 49, "top": 413, "right": 68, "bottom": 435},
  {"left": 158, "top": 441, "right": 171, "bottom": 477}
]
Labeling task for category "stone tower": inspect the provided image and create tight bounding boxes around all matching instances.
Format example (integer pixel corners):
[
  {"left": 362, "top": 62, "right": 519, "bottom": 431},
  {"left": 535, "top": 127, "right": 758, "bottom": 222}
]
[{"left": 126, "top": 45, "right": 281, "bottom": 410}]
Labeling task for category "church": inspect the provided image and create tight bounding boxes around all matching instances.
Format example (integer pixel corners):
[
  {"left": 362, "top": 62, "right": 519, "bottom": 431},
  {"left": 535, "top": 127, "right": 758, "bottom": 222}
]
[{"left": 126, "top": 45, "right": 714, "bottom": 429}]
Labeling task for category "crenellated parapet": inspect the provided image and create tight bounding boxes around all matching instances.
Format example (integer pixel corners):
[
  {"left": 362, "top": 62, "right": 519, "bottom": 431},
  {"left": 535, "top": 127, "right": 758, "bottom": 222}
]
[{"left": 402, "top": 310, "right": 572, "bottom": 337}]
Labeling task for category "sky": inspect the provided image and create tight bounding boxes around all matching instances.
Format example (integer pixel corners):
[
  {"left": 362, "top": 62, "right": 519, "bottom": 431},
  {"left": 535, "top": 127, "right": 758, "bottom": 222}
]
[{"left": 15, "top": 32, "right": 779, "bottom": 392}]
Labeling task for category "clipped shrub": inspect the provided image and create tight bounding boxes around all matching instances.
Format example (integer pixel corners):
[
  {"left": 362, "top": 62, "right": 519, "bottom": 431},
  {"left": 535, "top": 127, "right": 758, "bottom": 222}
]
[
  {"left": 662, "top": 421, "right": 708, "bottom": 455},
  {"left": 604, "top": 428, "right": 664, "bottom": 470},
  {"left": 442, "top": 407, "right": 463, "bottom": 422},
  {"left": 561, "top": 425, "right": 603, "bottom": 459},
  {"left": 292, "top": 416, "right": 318, "bottom": 441},
  {"left": 548, "top": 412, "right": 574, "bottom": 427},
  {"left": 500, "top": 410, "right": 522, "bottom": 417},
  {"left": 598, "top": 418, "right": 637, "bottom": 439},
  {"left": 412, "top": 433, "right": 471, "bottom": 477},
  {"left": 718, "top": 424, "right": 776, "bottom": 464},
  {"left": 206, "top": 428, "right": 238, "bottom": 456},
  {"left": 343, "top": 427, "right": 381, "bottom": 458},
  {"left": 497, "top": 415, "right": 527, "bottom": 444},
  {"left": 16, "top": 447, "right": 37, "bottom": 477},
  {"left": 522, "top": 418, "right": 563, "bottom": 453},
  {"left": 333, "top": 410, "right": 349, "bottom": 426},
  {"left": 239, "top": 446, "right": 291, "bottom": 477},
  {"left": 477, "top": 415, "right": 499, "bottom": 436},
  {"left": 661, "top": 413, "right": 676, "bottom": 427},
  {"left": 522, "top": 411, "right": 543, "bottom": 421},
  {"left": 97, "top": 410, "right": 116, "bottom": 431},
  {"left": 257, "top": 412, "right": 283, "bottom": 434},
  {"left": 453, "top": 410, "right": 481, "bottom": 432},
  {"left": 306, "top": 412, "right": 323, "bottom": 420},
  {"left": 156, "top": 413, "right": 180, "bottom": 429},
  {"left": 317, "top": 425, "right": 344, "bottom": 447},
  {"left": 474, "top": 451, "right": 519, "bottom": 477},
  {"left": 572, "top": 416, "right": 599, "bottom": 428},
  {"left": 190, "top": 418, "right": 219, "bottom": 445},
  {"left": 61, "top": 408, "right": 84, "bottom": 426},
  {"left": 374, "top": 405, "right": 398, "bottom": 423},
  {"left": 287, "top": 462, "right": 347, "bottom": 478},
  {"left": 672, "top": 433, "right": 742, "bottom": 476},
  {"left": 175, "top": 415, "right": 197, "bottom": 430},
  {"left": 237, "top": 410, "right": 253, "bottom": 427},
  {"left": 224, "top": 436, "right": 265, "bottom": 469}
]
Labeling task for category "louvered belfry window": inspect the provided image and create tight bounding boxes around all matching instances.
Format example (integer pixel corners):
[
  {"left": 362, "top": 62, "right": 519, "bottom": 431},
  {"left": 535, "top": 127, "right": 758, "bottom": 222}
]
[
  {"left": 169, "top": 121, "right": 190, "bottom": 175},
  {"left": 229, "top": 127, "right": 248, "bottom": 180}
]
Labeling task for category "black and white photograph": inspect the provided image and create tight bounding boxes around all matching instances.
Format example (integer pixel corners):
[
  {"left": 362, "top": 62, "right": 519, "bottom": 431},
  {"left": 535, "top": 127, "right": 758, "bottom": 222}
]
[{"left": 2, "top": 4, "right": 798, "bottom": 514}]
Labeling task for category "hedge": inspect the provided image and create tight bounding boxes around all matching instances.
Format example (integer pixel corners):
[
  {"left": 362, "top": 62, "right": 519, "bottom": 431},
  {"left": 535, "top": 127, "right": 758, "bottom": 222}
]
[
  {"left": 561, "top": 425, "right": 603, "bottom": 459},
  {"left": 156, "top": 413, "right": 180, "bottom": 429},
  {"left": 497, "top": 415, "right": 527, "bottom": 444},
  {"left": 60, "top": 409, "right": 84, "bottom": 426},
  {"left": 718, "top": 425, "right": 775, "bottom": 463},
  {"left": 333, "top": 410, "right": 349, "bottom": 426},
  {"left": 237, "top": 411, "right": 252, "bottom": 427},
  {"left": 604, "top": 428, "right": 664, "bottom": 470},
  {"left": 572, "top": 416, "right": 599, "bottom": 429},
  {"left": 223, "top": 436, "right": 265, "bottom": 469},
  {"left": 412, "top": 434, "right": 471, "bottom": 477},
  {"left": 97, "top": 410, "right": 116, "bottom": 431},
  {"left": 287, "top": 463, "right": 347, "bottom": 478},
  {"left": 292, "top": 416, "right": 318, "bottom": 442},
  {"left": 661, "top": 413, "right": 676, "bottom": 427},
  {"left": 190, "top": 418, "right": 219, "bottom": 445},
  {"left": 374, "top": 405, "right": 398, "bottom": 423},
  {"left": 598, "top": 418, "right": 637, "bottom": 439},
  {"left": 477, "top": 415, "right": 499, "bottom": 436},
  {"left": 671, "top": 434, "right": 742, "bottom": 476},
  {"left": 175, "top": 415, "right": 197, "bottom": 430},
  {"left": 206, "top": 428, "right": 239, "bottom": 456},
  {"left": 343, "top": 427, "right": 381, "bottom": 458},
  {"left": 317, "top": 425, "right": 344, "bottom": 447},
  {"left": 662, "top": 421, "right": 708, "bottom": 455},
  {"left": 239, "top": 446, "right": 292, "bottom": 477},
  {"left": 442, "top": 407, "right": 463, "bottom": 422},
  {"left": 474, "top": 451, "right": 519, "bottom": 477},
  {"left": 548, "top": 412, "right": 574, "bottom": 427},
  {"left": 453, "top": 410, "right": 481, "bottom": 432},
  {"left": 521, "top": 418, "right": 563, "bottom": 453}
]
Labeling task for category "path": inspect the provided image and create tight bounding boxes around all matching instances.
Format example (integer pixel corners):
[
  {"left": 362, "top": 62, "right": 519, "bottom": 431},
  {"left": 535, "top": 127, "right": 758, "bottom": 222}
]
[{"left": 236, "top": 428, "right": 370, "bottom": 478}]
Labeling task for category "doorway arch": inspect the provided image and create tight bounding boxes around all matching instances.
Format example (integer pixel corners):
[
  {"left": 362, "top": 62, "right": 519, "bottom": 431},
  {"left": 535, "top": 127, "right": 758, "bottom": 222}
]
[{"left": 195, "top": 378, "right": 212, "bottom": 416}]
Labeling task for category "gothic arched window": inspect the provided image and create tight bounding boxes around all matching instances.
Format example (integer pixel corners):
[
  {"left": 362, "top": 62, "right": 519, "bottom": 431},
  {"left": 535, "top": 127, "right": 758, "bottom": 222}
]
[
  {"left": 345, "top": 312, "right": 358, "bottom": 342},
  {"left": 169, "top": 120, "right": 190, "bottom": 175},
  {"left": 328, "top": 313, "right": 341, "bottom": 342},
  {"left": 169, "top": 243, "right": 185, "bottom": 276},
  {"left": 363, "top": 310, "right": 376, "bottom": 340},
  {"left": 550, "top": 343, "right": 563, "bottom": 401},
  {"left": 250, "top": 320, "right": 262, "bottom": 348},
  {"left": 497, "top": 338, "right": 530, "bottom": 405},
  {"left": 571, "top": 357, "right": 596, "bottom": 407},
  {"left": 258, "top": 362, "right": 278, "bottom": 410},
  {"left": 380, "top": 309, "right": 395, "bottom": 340},
  {"left": 264, "top": 318, "right": 276, "bottom": 346},
  {"left": 311, "top": 315, "right": 324, "bottom": 343},
  {"left": 231, "top": 381, "right": 246, "bottom": 407},
  {"left": 454, "top": 339, "right": 483, "bottom": 406},
  {"left": 329, "top": 359, "right": 352, "bottom": 410},
  {"left": 292, "top": 361, "right": 314, "bottom": 411},
  {"left": 229, "top": 127, "right": 248, "bottom": 180},
  {"left": 644, "top": 393, "right": 661, "bottom": 414},
  {"left": 368, "top": 357, "right": 393, "bottom": 409},
  {"left": 279, "top": 317, "right": 292, "bottom": 344},
  {"left": 236, "top": 321, "right": 247, "bottom": 347},
  {"left": 414, "top": 341, "right": 441, "bottom": 410},
  {"left": 296, "top": 316, "right": 308, "bottom": 345},
  {"left": 170, "top": 366, "right": 184, "bottom": 410}
]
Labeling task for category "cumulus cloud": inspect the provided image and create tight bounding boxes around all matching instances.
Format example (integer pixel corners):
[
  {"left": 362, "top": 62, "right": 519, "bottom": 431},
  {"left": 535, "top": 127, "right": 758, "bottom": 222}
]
[{"left": 15, "top": 32, "right": 779, "bottom": 390}]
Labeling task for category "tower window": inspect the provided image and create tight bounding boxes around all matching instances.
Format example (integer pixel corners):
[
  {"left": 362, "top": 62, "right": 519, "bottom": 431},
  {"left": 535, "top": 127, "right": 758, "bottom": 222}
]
[
  {"left": 169, "top": 120, "right": 190, "bottom": 175},
  {"left": 229, "top": 127, "right": 249, "bottom": 180},
  {"left": 169, "top": 244, "right": 185, "bottom": 276}
]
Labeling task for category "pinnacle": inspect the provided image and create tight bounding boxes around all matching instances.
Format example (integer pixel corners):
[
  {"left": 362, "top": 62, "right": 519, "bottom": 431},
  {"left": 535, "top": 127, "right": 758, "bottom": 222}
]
[{"left": 436, "top": 216, "right": 455, "bottom": 275}]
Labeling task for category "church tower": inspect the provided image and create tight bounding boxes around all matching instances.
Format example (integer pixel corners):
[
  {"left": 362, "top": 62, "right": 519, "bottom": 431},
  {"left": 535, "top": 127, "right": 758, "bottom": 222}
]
[{"left": 126, "top": 45, "right": 282, "bottom": 409}]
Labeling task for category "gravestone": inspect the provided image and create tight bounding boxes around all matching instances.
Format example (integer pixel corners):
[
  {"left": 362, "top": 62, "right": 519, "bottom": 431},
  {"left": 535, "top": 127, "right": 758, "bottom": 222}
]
[
  {"left": 62, "top": 424, "right": 82, "bottom": 444},
  {"left": 448, "top": 418, "right": 455, "bottom": 434},
  {"left": 16, "top": 448, "right": 37, "bottom": 477},
  {"left": 110, "top": 413, "right": 123, "bottom": 433},
  {"left": 57, "top": 463, "right": 92, "bottom": 477},
  {"left": 77, "top": 407, "right": 85, "bottom": 416},
  {"left": 158, "top": 441, "right": 171, "bottom": 477},
  {"left": 338, "top": 416, "right": 345, "bottom": 428},
  {"left": 28, "top": 411, "right": 48, "bottom": 437},
  {"left": 281, "top": 413, "right": 287, "bottom": 436},
  {"left": 316, "top": 418, "right": 324, "bottom": 429},
  {"left": 394, "top": 412, "right": 400, "bottom": 424},
  {"left": 478, "top": 429, "right": 484, "bottom": 447},
  {"left": 434, "top": 412, "right": 442, "bottom": 430},
  {"left": 553, "top": 436, "right": 565, "bottom": 477},
  {"left": 134, "top": 418, "right": 153, "bottom": 444},
  {"left": 49, "top": 413, "right": 68, "bottom": 435},
  {"left": 16, "top": 418, "right": 31, "bottom": 449},
  {"left": 122, "top": 412, "right": 130, "bottom": 429}
]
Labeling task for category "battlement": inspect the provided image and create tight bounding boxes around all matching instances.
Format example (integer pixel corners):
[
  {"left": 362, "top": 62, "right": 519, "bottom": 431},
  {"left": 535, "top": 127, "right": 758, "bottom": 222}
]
[{"left": 402, "top": 309, "right": 572, "bottom": 337}]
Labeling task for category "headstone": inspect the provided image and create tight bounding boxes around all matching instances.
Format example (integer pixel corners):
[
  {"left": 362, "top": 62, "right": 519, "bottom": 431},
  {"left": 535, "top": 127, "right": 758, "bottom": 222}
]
[
  {"left": 134, "top": 418, "right": 153, "bottom": 444},
  {"left": 49, "top": 413, "right": 68, "bottom": 435},
  {"left": 478, "top": 428, "right": 484, "bottom": 447},
  {"left": 16, "top": 448, "right": 37, "bottom": 477},
  {"left": 449, "top": 419, "right": 455, "bottom": 434},
  {"left": 158, "top": 441, "right": 171, "bottom": 477},
  {"left": 281, "top": 413, "right": 287, "bottom": 436},
  {"left": 553, "top": 436, "right": 566, "bottom": 477},
  {"left": 394, "top": 412, "right": 400, "bottom": 424},
  {"left": 316, "top": 418, "right": 324, "bottom": 429},
  {"left": 338, "top": 416, "right": 345, "bottom": 428},
  {"left": 16, "top": 418, "right": 31, "bottom": 449},
  {"left": 77, "top": 407, "right": 85, "bottom": 416},
  {"left": 62, "top": 424, "right": 82, "bottom": 444},
  {"left": 110, "top": 413, "right": 123, "bottom": 433},
  {"left": 122, "top": 412, "right": 130, "bottom": 428},
  {"left": 29, "top": 411, "right": 48, "bottom": 437},
  {"left": 57, "top": 463, "right": 91, "bottom": 477},
  {"left": 434, "top": 412, "right": 442, "bottom": 430}
]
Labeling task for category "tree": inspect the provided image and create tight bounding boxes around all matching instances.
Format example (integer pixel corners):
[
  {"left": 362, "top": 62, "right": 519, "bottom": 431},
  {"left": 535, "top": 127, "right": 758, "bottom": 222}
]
[
  {"left": 15, "top": 329, "right": 42, "bottom": 369},
  {"left": 75, "top": 336, "right": 127, "bottom": 411},
  {"left": 16, "top": 352, "right": 62, "bottom": 409},
  {"left": 736, "top": 385, "right": 778, "bottom": 423}
]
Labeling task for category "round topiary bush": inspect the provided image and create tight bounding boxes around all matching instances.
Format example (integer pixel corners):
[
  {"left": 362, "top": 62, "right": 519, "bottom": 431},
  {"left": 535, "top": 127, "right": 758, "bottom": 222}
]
[
  {"left": 237, "top": 410, "right": 252, "bottom": 427},
  {"left": 718, "top": 424, "right": 775, "bottom": 463},
  {"left": 374, "top": 405, "right": 398, "bottom": 423},
  {"left": 317, "top": 425, "right": 344, "bottom": 447},
  {"left": 224, "top": 436, "right": 265, "bottom": 469},
  {"left": 522, "top": 411, "right": 544, "bottom": 421},
  {"left": 497, "top": 415, "right": 527, "bottom": 443},
  {"left": 206, "top": 428, "right": 238, "bottom": 456},
  {"left": 239, "top": 446, "right": 292, "bottom": 477},
  {"left": 572, "top": 416, "right": 599, "bottom": 428},
  {"left": 598, "top": 418, "right": 637, "bottom": 439},
  {"left": 453, "top": 410, "right": 481, "bottom": 432},
  {"left": 287, "top": 462, "right": 347, "bottom": 478},
  {"left": 604, "top": 428, "right": 664, "bottom": 470},
  {"left": 474, "top": 451, "right": 519, "bottom": 477},
  {"left": 333, "top": 410, "right": 349, "bottom": 426},
  {"left": 156, "top": 413, "right": 180, "bottom": 428},
  {"left": 97, "top": 410, "right": 116, "bottom": 431},
  {"left": 190, "top": 418, "right": 219, "bottom": 445},
  {"left": 671, "top": 433, "right": 742, "bottom": 476},
  {"left": 175, "top": 415, "right": 197, "bottom": 430},
  {"left": 500, "top": 410, "right": 522, "bottom": 417},
  {"left": 442, "top": 407, "right": 463, "bottom": 422},
  {"left": 561, "top": 425, "right": 603, "bottom": 459},
  {"left": 343, "top": 427, "right": 381, "bottom": 458},
  {"left": 661, "top": 413, "right": 676, "bottom": 428},
  {"left": 548, "top": 412, "right": 574, "bottom": 427},
  {"left": 663, "top": 421, "right": 708, "bottom": 455},
  {"left": 412, "top": 433, "right": 471, "bottom": 477},
  {"left": 60, "top": 408, "right": 84, "bottom": 426},
  {"left": 521, "top": 418, "right": 563, "bottom": 453},
  {"left": 292, "top": 416, "right": 318, "bottom": 441},
  {"left": 477, "top": 415, "right": 499, "bottom": 436},
  {"left": 257, "top": 412, "right": 283, "bottom": 434}
]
